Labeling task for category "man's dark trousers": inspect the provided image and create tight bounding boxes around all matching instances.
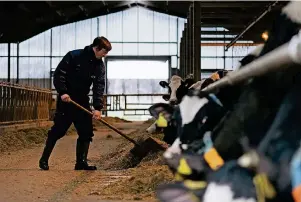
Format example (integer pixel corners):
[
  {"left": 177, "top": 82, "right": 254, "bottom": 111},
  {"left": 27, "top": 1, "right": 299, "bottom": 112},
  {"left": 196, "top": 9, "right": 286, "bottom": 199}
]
[{"left": 39, "top": 97, "right": 97, "bottom": 170}]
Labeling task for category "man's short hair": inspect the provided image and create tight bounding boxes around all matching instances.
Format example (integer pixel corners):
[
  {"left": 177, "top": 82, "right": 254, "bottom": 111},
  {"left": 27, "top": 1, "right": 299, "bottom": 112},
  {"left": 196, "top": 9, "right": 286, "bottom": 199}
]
[{"left": 92, "top": 36, "right": 112, "bottom": 52}]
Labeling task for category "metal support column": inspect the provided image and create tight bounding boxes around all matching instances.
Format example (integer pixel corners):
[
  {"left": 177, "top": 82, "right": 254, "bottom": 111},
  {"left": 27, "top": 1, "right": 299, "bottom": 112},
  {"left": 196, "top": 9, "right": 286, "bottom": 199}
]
[
  {"left": 50, "top": 29, "right": 53, "bottom": 90},
  {"left": 7, "top": 43, "right": 10, "bottom": 83},
  {"left": 193, "top": 2, "right": 201, "bottom": 81},
  {"left": 16, "top": 42, "right": 19, "bottom": 84},
  {"left": 188, "top": 4, "right": 193, "bottom": 78},
  {"left": 180, "top": 38, "right": 184, "bottom": 78},
  {"left": 184, "top": 23, "right": 188, "bottom": 77}
]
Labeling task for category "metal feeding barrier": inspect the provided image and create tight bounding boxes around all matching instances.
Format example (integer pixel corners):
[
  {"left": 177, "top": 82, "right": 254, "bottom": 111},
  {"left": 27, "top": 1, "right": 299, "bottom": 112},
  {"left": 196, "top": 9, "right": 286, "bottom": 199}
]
[
  {"left": 0, "top": 82, "right": 52, "bottom": 125},
  {"left": 202, "top": 31, "right": 301, "bottom": 94}
]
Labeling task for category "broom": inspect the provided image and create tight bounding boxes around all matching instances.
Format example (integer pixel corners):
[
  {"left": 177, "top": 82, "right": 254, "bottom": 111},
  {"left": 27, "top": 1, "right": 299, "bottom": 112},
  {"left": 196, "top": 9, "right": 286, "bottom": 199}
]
[{"left": 69, "top": 100, "right": 168, "bottom": 159}]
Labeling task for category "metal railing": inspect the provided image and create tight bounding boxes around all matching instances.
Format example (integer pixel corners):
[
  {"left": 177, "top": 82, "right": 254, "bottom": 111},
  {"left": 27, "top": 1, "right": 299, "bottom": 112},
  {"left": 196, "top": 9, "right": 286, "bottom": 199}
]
[
  {"left": 0, "top": 82, "right": 52, "bottom": 125},
  {"left": 103, "top": 94, "right": 167, "bottom": 116},
  {"left": 51, "top": 92, "right": 167, "bottom": 116}
]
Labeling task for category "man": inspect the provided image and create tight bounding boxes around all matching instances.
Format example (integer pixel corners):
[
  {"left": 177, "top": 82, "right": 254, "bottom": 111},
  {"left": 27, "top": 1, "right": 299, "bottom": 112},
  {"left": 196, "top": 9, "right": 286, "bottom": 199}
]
[{"left": 39, "top": 36, "right": 111, "bottom": 171}]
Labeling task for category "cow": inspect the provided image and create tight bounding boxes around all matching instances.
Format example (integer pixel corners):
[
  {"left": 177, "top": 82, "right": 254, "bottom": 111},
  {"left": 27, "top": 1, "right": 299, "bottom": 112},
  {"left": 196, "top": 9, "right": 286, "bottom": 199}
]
[
  {"left": 146, "top": 75, "right": 195, "bottom": 144},
  {"left": 238, "top": 75, "right": 301, "bottom": 202},
  {"left": 149, "top": 90, "right": 226, "bottom": 159},
  {"left": 156, "top": 159, "right": 276, "bottom": 202},
  {"left": 147, "top": 43, "right": 264, "bottom": 155},
  {"left": 154, "top": 2, "right": 301, "bottom": 202},
  {"left": 212, "top": 0, "right": 301, "bottom": 162}
]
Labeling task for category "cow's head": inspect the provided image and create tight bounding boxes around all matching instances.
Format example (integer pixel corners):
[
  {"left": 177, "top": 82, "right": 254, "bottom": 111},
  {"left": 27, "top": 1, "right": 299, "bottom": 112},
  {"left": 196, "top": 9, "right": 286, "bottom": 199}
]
[
  {"left": 149, "top": 89, "right": 226, "bottom": 154},
  {"left": 159, "top": 75, "right": 195, "bottom": 105}
]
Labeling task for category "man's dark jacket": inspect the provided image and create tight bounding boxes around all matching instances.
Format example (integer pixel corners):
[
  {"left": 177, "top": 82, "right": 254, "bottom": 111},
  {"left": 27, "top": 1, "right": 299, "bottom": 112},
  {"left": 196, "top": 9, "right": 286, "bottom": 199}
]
[{"left": 53, "top": 45, "right": 105, "bottom": 111}]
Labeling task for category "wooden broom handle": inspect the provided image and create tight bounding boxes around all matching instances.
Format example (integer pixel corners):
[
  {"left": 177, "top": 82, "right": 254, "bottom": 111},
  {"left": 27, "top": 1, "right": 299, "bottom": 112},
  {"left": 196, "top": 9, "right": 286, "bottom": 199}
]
[{"left": 69, "top": 99, "right": 140, "bottom": 146}]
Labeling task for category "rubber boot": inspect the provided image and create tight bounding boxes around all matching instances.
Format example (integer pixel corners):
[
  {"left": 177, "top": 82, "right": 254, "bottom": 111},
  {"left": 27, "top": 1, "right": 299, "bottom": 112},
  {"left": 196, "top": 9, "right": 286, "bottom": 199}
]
[
  {"left": 39, "top": 137, "right": 57, "bottom": 170},
  {"left": 74, "top": 140, "right": 97, "bottom": 170}
]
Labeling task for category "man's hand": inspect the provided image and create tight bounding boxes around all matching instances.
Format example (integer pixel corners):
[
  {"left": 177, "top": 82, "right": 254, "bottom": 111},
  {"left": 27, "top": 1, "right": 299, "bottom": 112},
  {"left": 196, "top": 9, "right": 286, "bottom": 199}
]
[
  {"left": 92, "top": 110, "right": 101, "bottom": 120},
  {"left": 61, "top": 94, "right": 71, "bottom": 102}
]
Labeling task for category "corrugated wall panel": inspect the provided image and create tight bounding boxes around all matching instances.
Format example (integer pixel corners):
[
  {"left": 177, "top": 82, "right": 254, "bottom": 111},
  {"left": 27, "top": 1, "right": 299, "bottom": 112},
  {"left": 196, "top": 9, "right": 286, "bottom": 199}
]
[
  {"left": 0, "top": 57, "right": 8, "bottom": 79},
  {"left": 75, "top": 19, "right": 93, "bottom": 49},
  {"left": 123, "top": 7, "right": 138, "bottom": 42},
  {"left": 107, "top": 12, "right": 123, "bottom": 42}
]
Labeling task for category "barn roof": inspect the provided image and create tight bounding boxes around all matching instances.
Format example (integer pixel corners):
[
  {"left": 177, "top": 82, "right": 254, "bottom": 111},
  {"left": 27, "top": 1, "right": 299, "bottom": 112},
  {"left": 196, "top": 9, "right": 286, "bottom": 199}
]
[{"left": 0, "top": 1, "right": 288, "bottom": 43}]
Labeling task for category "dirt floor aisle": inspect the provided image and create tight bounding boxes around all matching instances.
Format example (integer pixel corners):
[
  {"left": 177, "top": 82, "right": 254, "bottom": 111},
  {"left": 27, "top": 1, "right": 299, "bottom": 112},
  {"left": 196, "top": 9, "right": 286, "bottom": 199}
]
[{"left": 0, "top": 120, "right": 158, "bottom": 202}]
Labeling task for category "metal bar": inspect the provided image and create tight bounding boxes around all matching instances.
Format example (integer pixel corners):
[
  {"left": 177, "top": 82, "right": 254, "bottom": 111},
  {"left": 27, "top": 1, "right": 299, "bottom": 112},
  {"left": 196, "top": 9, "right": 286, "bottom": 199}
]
[
  {"left": 7, "top": 43, "right": 10, "bottom": 83},
  {"left": 16, "top": 42, "right": 19, "bottom": 84},
  {"left": 176, "top": 17, "right": 179, "bottom": 69},
  {"left": 225, "top": 1, "right": 279, "bottom": 50},
  {"left": 50, "top": 29, "right": 53, "bottom": 90},
  {"left": 97, "top": 17, "right": 99, "bottom": 36},
  {"left": 193, "top": 1, "right": 201, "bottom": 81},
  {"left": 188, "top": 5, "right": 193, "bottom": 77},
  {"left": 185, "top": 23, "right": 188, "bottom": 77},
  {"left": 201, "top": 42, "right": 263, "bottom": 46},
  {"left": 108, "top": 41, "right": 178, "bottom": 44}
]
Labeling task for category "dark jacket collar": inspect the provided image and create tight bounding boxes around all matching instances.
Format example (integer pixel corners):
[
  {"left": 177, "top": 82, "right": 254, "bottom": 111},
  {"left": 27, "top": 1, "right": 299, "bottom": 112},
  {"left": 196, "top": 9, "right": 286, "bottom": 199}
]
[{"left": 83, "top": 45, "right": 99, "bottom": 62}]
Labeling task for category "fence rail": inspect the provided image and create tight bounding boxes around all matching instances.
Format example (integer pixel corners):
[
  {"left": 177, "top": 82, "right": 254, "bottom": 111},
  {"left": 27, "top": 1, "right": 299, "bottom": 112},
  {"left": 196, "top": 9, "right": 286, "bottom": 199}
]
[
  {"left": 0, "top": 82, "right": 52, "bottom": 125},
  {"left": 51, "top": 93, "right": 167, "bottom": 116},
  {"left": 0, "top": 81, "right": 167, "bottom": 125}
]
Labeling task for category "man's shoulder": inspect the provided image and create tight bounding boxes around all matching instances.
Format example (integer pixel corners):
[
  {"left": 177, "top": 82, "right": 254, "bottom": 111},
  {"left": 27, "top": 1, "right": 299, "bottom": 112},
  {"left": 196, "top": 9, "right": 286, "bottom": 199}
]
[{"left": 68, "top": 49, "right": 84, "bottom": 58}]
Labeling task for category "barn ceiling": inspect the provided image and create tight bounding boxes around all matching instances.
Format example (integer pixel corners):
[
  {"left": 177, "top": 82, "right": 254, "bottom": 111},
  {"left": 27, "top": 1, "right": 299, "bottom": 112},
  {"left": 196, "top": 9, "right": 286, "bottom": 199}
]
[{"left": 0, "top": 1, "right": 288, "bottom": 43}]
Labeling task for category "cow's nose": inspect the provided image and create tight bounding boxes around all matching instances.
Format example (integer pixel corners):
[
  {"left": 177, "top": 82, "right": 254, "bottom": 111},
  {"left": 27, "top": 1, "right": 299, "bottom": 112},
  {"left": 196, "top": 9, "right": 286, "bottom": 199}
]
[{"left": 169, "top": 100, "right": 177, "bottom": 105}]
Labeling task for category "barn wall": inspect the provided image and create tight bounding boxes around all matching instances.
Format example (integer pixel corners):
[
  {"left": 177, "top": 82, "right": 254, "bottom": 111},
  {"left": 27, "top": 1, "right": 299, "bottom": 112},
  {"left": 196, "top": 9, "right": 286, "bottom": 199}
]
[{"left": 0, "top": 6, "right": 258, "bottom": 89}]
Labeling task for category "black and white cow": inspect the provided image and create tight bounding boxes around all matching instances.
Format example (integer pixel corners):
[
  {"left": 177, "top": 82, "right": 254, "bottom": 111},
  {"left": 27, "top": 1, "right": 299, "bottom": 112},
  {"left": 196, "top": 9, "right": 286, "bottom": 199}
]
[
  {"left": 237, "top": 74, "right": 301, "bottom": 202},
  {"left": 212, "top": 0, "right": 301, "bottom": 162},
  {"left": 156, "top": 159, "right": 270, "bottom": 202},
  {"left": 146, "top": 75, "right": 195, "bottom": 141},
  {"left": 159, "top": 75, "right": 195, "bottom": 105},
  {"left": 149, "top": 90, "right": 226, "bottom": 159},
  {"left": 155, "top": 2, "right": 301, "bottom": 202}
]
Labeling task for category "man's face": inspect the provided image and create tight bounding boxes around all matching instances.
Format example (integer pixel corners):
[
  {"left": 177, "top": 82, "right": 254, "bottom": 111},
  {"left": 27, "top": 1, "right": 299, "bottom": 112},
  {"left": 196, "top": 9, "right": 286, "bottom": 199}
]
[{"left": 94, "top": 48, "right": 108, "bottom": 59}]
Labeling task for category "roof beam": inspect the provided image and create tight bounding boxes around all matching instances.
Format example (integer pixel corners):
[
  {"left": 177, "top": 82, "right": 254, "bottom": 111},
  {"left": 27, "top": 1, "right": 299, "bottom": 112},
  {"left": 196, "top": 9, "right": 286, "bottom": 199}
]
[
  {"left": 45, "top": 1, "right": 68, "bottom": 21},
  {"left": 18, "top": 3, "right": 31, "bottom": 13},
  {"left": 225, "top": 1, "right": 279, "bottom": 50},
  {"left": 200, "top": 23, "right": 245, "bottom": 28},
  {"left": 78, "top": 5, "right": 89, "bottom": 17},
  {"left": 200, "top": 13, "right": 262, "bottom": 19},
  {"left": 200, "top": 30, "right": 240, "bottom": 35},
  {"left": 199, "top": 2, "right": 278, "bottom": 8}
]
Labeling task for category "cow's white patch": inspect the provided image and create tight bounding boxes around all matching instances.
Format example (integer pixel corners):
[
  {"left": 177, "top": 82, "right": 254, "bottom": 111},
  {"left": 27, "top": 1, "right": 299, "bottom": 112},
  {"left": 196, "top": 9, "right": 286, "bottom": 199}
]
[
  {"left": 282, "top": 1, "right": 301, "bottom": 24},
  {"left": 250, "top": 44, "right": 264, "bottom": 57},
  {"left": 179, "top": 95, "right": 209, "bottom": 126},
  {"left": 203, "top": 183, "right": 256, "bottom": 202},
  {"left": 146, "top": 122, "right": 157, "bottom": 133},
  {"left": 188, "top": 80, "right": 205, "bottom": 90},
  {"left": 169, "top": 75, "right": 183, "bottom": 102},
  {"left": 163, "top": 137, "right": 182, "bottom": 159}
]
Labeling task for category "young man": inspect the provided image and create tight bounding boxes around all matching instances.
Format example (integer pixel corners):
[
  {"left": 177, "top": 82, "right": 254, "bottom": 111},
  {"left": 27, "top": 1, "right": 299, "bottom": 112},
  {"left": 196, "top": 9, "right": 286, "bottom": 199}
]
[{"left": 39, "top": 36, "right": 112, "bottom": 171}]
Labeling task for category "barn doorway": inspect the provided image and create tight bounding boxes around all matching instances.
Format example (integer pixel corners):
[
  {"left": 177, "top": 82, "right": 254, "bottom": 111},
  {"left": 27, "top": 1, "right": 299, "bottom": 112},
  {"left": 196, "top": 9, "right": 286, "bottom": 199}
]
[{"left": 104, "top": 56, "right": 171, "bottom": 121}]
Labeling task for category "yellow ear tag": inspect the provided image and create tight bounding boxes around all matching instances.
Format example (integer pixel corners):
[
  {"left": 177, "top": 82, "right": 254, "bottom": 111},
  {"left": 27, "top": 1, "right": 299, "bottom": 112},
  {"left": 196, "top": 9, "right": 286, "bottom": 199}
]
[
  {"left": 156, "top": 113, "right": 168, "bottom": 127},
  {"left": 204, "top": 147, "right": 224, "bottom": 170},
  {"left": 177, "top": 158, "right": 192, "bottom": 175}
]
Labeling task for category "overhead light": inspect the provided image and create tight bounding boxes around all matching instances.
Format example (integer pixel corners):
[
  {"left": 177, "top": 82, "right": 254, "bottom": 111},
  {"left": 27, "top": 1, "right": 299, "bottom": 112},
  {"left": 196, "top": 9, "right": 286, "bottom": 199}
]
[{"left": 261, "top": 31, "right": 269, "bottom": 41}]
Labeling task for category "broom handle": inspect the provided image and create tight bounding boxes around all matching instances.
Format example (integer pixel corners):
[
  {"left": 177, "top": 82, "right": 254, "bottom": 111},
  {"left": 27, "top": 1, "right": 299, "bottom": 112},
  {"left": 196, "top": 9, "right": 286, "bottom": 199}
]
[{"left": 69, "top": 99, "right": 140, "bottom": 146}]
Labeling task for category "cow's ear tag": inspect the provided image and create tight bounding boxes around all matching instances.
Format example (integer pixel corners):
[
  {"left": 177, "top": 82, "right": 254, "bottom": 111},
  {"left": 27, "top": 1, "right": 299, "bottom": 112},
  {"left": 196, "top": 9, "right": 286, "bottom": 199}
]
[
  {"left": 156, "top": 113, "right": 168, "bottom": 127},
  {"left": 203, "top": 132, "right": 224, "bottom": 170}
]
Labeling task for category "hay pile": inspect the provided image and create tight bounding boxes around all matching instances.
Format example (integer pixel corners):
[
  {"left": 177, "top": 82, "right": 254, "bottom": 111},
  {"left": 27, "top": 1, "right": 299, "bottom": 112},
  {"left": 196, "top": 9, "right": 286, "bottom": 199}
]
[
  {"left": 99, "top": 165, "right": 174, "bottom": 200},
  {"left": 0, "top": 125, "right": 76, "bottom": 153},
  {"left": 97, "top": 122, "right": 174, "bottom": 200},
  {"left": 93, "top": 117, "right": 131, "bottom": 127},
  {"left": 101, "top": 126, "right": 165, "bottom": 170}
]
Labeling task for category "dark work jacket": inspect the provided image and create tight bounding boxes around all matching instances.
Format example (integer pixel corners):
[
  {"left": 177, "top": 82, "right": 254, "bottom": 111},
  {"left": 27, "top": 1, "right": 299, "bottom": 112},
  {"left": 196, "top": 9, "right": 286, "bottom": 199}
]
[{"left": 53, "top": 45, "right": 105, "bottom": 111}]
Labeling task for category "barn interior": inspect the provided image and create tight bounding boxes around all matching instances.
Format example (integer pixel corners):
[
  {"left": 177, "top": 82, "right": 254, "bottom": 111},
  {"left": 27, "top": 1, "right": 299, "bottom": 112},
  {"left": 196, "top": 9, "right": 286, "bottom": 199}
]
[{"left": 0, "top": 1, "right": 298, "bottom": 202}]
